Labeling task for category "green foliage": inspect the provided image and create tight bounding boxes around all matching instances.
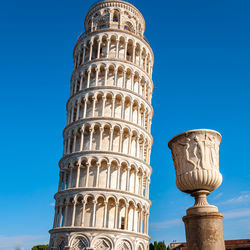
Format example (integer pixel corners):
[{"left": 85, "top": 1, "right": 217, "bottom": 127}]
[
  {"left": 157, "top": 241, "right": 166, "bottom": 250},
  {"left": 154, "top": 241, "right": 158, "bottom": 250},
  {"left": 149, "top": 241, "right": 169, "bottom": 250},
  {"left": 32, "top": 245, "right": 48, "bottom": 250},
  {"left": 149, "top": 243, "right": 154, "bottom": 250}
]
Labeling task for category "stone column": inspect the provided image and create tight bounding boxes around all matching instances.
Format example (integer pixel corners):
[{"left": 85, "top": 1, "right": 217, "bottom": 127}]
[
  {"left": 96, "top": 163, "right": 100, "bottom": 187},
  {"left": 140, "top": 210, "right": 143, "bottom": 233},
  {"left": 80, "top": 127, "right": 84, "bottom": 151},
  {"left": 114, "top": 68, "right": 118, "bottom": 87},
  {"left": 111, "top": 98, "right": 116, "bottom": 117},
  {"left": 76, "top": 164, "right": 81, "bottom": 188},
  {"left": 72, "top": 131, "right": 77, "bottom": 152},
  {"left": 144, "top": 177, "right": 148, "bottom": 198},
  {"left": 103, "top": 201, "right": 108, "bottom": 227},
  {"left": 87, "top": 69, "right": 91, "bottom": 88},
  {"left": 124, "top": 40, "right": 128, "bottom": 60},
  {"left": 53, "top": 205, "right": 58, "bottom": 228},
  {"left": 106, "top": 164, "right": 111, "bottom": 188},
  {"left": 132, "top": 206, "right": 136, "bottom": 231},
  {"left": 139, "top": 50, "right": 143, "bottom": 67},
  {"left": 68, "top": 166, "right": 73, "bottom": 188},
  {"left": 146, "top": 212, "right": 149, "bottom": 234},
  {"left": 71, "top": 201, "right": 76, "bottom": 227},
  {"left": 129, "top": 102, "right": 133, "bottom": 122},
  {"left": 134, "top": 169, "right": 137, "bottom": 193},
  {"left": 114, "top": 202, "right": 119, "bottom": 229},
  {"left": 83, "top": 98, "right": 87, "bottom": 118},
  {"left": 104, "top": 67, "right": 108, "bottom": 86},
  {"left": 123, "top": 71, "right": 126, "bottom": 88},
  {"left": 128, "top": 134, "right": 132, "bottom": 154},
  {"left": 109, "top": 128, "right": 114, "bottom": 151},
  {"left": 92, "top": 200, "right": 97, "bottom": 227},
  {"left": 135, "top": 136, "right": 138, "bottom": 158},
  {"left": 92, "top": 96, "right": 96, "bottom": 117},
  {"left": 141, "top": 139, "right": 145, "bottom": 161},
  {"left": 102, "top": 96, "right": 106, "bottom": 116},
  {"left": 79, "top": 72, "right": 84, "bottom": 90},
  {"left": 70, "top": 107, "right": 74, "bottom": 123},
  {"left": 97, "top": 39, "right": 101, "bottom": 59},
  {"left": 63, "top": 203, "right": 69, "bottom": 227},
  {"left": 106, "top": 39, "right": 110, "bottom": 58},
  {"left": 119, "top": 131, "right": 123, "bottom": 153},
  {"left": 115, "top": 40, "right": 119, "bottom": 58},
  {"left": 81, "top": 201, "right": 86, "bottom": 226},
  {"left": 82, "top": 43, "right": 86, "bottom": 64},
  {"left": 126, "top": 167, "right": 131, "bottom": 191},
  {"left": 86, "top": 163, "right": 90, "bottom": 187},
  {"left": 132, "top": 45, "right": 136, "bottom": 63},
  {"left": 95, "top": 68, "right": 99, "bottom": 86},
  {"left": 140, "top": 173, "right": 144, "bottom": 196},
  {"left": 143, "top": 211, "right": 147, "bottom": 233},
  {"left": 76, "top": 101, "right": 80, "bottom": 120},
  {"left": 99, "top": 127, "right": 104, "bottom": 150},
  {"left": 121, "top": 98, "right": 125, "bottom": 119},
  {"left": 145, "top": 55, "right": 148, "bottom": 71},
  {"left": 124, "top": 204, "right": 129, "bottom": 230},
  {"left": 116, "top": 166, "right": 121, "bottom": 189},
  {"left": 131, "top": 72, "right": 135, "bottom": 91},
  {"left": 89, "top": 128, "right": 94, "bottom": 151},
  {"left": 57, "top": 205, "right": 62, "bottom": 227},
  {"left": 89, "top": 40, "right": 93, "bottom": 61}
]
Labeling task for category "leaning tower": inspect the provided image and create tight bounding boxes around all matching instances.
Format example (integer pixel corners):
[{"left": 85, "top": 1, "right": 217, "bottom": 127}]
[{"left": 49, "top": 0, "right": 154, "bottom": 249}]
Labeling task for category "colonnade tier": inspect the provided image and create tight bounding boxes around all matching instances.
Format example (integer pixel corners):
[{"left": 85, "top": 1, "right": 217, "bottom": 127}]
[
  {"left": 73, "top": 31, "right": 153, "bottom": 78},
  {"left": 59, "top": 152, "right": 151, "bottom": 174},
  {"left": 53, "top": 192, "right": 149, "bottom": 235},
  {"left": 62, "top": 121, "right": 152, "bottom": 164},
  {"left": 70, "top": 60, "right": 153, "bottom": 104},
  {"left": 69, "top": 76, "right": 152, "bottom": 116},
  {"left": 66, "top": 89, "right": 152, "bottom": 132},
  {"left": 56, "top": 156, "right": 151, "bottom": 199}
]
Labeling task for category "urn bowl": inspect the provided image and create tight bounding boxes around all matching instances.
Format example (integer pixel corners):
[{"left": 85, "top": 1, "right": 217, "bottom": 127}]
[{"left": 168, "top": 129, "right": 222, "bottom": 193}]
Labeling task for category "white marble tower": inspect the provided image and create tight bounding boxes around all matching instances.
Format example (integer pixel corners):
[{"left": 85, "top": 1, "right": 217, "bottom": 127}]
[{"left": 49, "top": 0, "right": 154, "bottom": 249}]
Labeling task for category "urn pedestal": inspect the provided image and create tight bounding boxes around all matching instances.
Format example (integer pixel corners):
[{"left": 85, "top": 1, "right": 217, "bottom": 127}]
[{"left": 168, "top": 129, "right": 225, "bottom": 250}]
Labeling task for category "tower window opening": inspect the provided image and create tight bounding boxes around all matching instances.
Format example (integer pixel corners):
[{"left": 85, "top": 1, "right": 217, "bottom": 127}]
[
  {"left": 65, "top": 174, "right": 69, "bottom": 189},
  {"left": 100, "top": 24, "right": 108, "bottom": 30},
  {"left": 98, "top": 19, "right": 108, "bottom": 30},
  {"left": 121, "top": 217, "right": 125, "bottom": 229},
  {"left": 113, "top": 11, "right": 119, "bottom": 22},
  {"left": 124, "top": 22, "right": 135, "bottom": 33}
]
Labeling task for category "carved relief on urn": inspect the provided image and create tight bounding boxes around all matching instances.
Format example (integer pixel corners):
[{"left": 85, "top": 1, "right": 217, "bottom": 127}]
[{"left": 168, "top": 129, "right": 223, "bottom": 214}]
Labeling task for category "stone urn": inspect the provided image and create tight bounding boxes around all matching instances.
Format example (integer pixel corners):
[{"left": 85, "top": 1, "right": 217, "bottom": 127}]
[{"left": 168, "top": 129, "right": 222, "bottom": 214}]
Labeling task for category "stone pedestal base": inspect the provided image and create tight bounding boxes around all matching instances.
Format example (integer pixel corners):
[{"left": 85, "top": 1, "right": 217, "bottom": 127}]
[{"left": 183, "top": 212, "right": 225, "bottom": 250}]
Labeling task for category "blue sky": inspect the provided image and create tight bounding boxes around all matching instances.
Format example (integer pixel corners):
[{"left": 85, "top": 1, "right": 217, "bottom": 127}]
[{"left": 0, "top": 0, "right": 250, "bottom": 249}]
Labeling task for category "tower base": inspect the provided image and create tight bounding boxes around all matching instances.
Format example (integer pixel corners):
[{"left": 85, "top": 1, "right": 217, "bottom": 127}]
[
  {"left": 48, "top": 228, "right": 150, "bottom": 250},
  {"left": 183, "top": 212, "right": 225, "bottom": 250}
]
